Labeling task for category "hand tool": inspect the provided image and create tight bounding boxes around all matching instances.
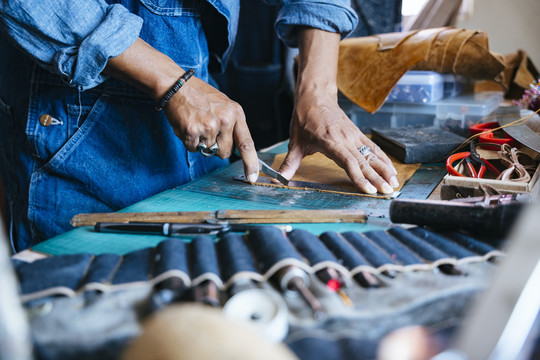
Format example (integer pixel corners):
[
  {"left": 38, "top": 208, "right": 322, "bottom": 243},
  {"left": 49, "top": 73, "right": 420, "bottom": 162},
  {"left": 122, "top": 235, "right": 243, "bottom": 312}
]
[
  {"left": 446, "top": 142, "right": 501, "bottom": 178},
  {"left": 258, "top": 158, "right": 289, "bottom": 185},
  {"left": 315, "top": 267, "right": 353, "bottom": 307},
  {"left": 146, "top": 277, "right": 188, "bottom": 315},
  {"left": 389, "top": 194, "right": 528, "bottom": 240},
  {"left": 469, "top": 121, "right": 517, "bottom": 150},
  {"left": 193, "top": 279, "right": 221, "bottom": 307},
  {"left": 274, "top": 265, "right": 326, "bottom": 321},
  {"left": 94, "top": 222, "right": 228, "bottom": 236},
  {"left": 71, "top": 209, "right": 367, "bottom": 227}
]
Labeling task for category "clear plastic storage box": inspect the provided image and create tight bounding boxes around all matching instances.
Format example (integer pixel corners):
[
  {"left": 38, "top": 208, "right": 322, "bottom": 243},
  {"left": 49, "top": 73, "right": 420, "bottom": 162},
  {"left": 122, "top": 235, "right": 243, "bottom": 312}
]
[
  {"left": 386, "top": 71, "right": 444, "bottom": 104},
  {"left": 339, "top": 91, "right": 504, "bottom": 135}
]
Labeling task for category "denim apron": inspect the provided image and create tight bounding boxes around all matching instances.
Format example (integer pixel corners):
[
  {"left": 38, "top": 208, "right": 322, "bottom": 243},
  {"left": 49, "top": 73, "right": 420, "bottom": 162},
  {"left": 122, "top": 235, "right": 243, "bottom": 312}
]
[{"left": 0, "top": 0, "right": 233, "bottom": 251}]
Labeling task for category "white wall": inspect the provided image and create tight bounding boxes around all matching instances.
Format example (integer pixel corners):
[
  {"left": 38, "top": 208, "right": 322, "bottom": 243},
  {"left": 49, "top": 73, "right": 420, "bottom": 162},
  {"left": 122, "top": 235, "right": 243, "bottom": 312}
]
[{"left": 456, "top": 0, "right": 540, "bottom": 69}]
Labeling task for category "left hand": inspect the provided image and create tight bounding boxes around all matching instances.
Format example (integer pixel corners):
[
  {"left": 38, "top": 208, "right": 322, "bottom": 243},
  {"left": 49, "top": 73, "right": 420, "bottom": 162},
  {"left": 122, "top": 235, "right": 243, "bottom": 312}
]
[
  {"left": 277, "top": 28, "right": 398, "bottom": 194},
  {"left": 278, "top": 89, "right": 398, "bottom": 194}
]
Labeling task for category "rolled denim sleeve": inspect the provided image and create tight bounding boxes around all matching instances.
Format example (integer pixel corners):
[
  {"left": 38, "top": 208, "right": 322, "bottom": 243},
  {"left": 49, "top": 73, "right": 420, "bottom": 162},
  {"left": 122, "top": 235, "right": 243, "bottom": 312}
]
[
  {"left": 0, "top": 0, "right": 143, "bottom": 90},
  {"left": 267, "top": 0, "right": 359, "bottom": 48}
]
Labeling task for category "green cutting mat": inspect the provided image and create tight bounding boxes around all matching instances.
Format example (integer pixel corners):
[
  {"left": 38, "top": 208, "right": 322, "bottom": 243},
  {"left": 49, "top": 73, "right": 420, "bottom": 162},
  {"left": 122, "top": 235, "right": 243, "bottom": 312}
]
[{"left": 32, "top": 144, "right": 447, "bottom": 256}]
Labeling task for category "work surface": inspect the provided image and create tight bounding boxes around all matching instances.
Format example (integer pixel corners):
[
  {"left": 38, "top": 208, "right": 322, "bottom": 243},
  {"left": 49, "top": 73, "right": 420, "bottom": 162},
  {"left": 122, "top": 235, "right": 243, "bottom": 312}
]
[
  {"left": 18, "top": 142, "right": 509, "bottom": 360},
  {"left": 32, "top": 141, "right": 447, "bottom": 256}
]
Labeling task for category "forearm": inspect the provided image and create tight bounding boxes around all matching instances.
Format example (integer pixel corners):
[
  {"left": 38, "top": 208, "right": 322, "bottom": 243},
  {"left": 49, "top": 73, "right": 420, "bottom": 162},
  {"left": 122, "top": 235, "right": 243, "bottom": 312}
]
[
  {"left": 103, "top": 38, "right": 183, "bottom": 101},
  {"left": 295, "top": 28, "right": 340, "bottom": 100}
]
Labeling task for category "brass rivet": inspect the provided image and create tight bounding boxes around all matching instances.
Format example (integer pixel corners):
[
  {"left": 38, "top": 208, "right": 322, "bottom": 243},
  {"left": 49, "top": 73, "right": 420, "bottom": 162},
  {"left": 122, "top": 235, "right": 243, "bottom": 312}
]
[{"left": 39, "top": 114, "right": 53, "bottom": 127}]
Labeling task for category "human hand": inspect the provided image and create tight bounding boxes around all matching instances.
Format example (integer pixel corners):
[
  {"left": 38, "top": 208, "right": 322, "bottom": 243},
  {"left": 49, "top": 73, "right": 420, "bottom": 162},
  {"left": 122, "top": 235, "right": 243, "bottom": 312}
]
[
  {"left": 278, "top": 91, "right": 398, "bottom": 194},
  {"left": 103, "top": 39, "right": 259, "bottom": 182},
  {"left": 280, "top": 28, "right": 398, "bottom": 194},
  {"left": 163, "top": 76, "right": 259, "bottom": 182}
]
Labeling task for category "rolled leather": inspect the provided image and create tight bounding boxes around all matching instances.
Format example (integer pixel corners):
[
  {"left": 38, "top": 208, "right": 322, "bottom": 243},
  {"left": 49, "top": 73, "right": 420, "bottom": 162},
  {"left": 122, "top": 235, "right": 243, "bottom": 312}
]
[{"left": 337, "top": 27, "right": 506, "bottom": 113}]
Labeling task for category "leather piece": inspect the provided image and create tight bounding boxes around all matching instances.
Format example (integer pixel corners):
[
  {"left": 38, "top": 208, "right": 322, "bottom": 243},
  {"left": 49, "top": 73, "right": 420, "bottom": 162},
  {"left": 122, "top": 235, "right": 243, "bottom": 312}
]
[
  {"left": 337, "top": 27, "right": 506, "bottom": 114},
  {"left": 269, "top": 152, "right": 420, "bottom": 194}
]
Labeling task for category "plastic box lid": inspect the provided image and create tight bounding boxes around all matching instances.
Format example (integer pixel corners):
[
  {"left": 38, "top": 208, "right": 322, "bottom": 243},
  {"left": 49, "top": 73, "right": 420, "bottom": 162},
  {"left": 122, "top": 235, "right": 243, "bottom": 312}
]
[
  {"left": 338, "top": 91, "right": 504, "bottom": 135},
  {"left": 386, "top": 71, "right": 444, "bottom": 104},
  {"left": 435, "top": 91, "right": 504, "bottom": 119}
]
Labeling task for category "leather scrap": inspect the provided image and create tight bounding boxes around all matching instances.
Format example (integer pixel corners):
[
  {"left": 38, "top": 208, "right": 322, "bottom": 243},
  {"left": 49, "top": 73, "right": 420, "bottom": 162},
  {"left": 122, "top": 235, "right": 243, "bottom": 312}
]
[
  {"left": 264, "top": 152, "right": 420, "bottom": 197},
  {"left": 337, "top": 27, "right": 506, "bottom": 113}
]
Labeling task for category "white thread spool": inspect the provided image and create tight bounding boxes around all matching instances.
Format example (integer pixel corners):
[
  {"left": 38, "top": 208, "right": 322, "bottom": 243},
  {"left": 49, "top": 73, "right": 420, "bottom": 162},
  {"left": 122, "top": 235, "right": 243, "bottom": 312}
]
[{"left": 223, "top": 288, "right": 289, "bottom": 343}]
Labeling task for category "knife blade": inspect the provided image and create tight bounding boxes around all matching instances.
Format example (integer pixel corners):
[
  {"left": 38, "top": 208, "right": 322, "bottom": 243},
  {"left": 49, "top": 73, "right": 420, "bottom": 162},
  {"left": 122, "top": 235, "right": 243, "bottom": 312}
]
[{"left": 258, "top": 158, "right": 289, "bottom": 185}]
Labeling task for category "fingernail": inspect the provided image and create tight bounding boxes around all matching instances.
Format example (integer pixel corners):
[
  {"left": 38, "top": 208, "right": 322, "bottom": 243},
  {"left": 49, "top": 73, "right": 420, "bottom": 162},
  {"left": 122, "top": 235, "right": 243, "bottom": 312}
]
[
  {"left": 390, "top": 176, "right": 399, "bottom": 188},
  {"left": 247, "top": 173, "right": 258, "bottom": 183},
  {"left": 366, "top": 183, "right": 377, "bottom": 194},
  {"left": 382, "top": 183, "right": 394, "bottom": 194}
]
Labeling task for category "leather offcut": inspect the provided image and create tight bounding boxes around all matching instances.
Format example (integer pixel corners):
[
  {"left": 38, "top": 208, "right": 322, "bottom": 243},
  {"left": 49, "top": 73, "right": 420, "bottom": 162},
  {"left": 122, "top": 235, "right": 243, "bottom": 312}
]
[{"left": 337, "top": 27, "right": 506, "bottom": 113}]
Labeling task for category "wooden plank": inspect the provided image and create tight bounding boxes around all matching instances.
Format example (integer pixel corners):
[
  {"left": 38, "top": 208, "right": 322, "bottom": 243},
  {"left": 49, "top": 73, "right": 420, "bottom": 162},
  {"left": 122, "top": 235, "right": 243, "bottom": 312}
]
[{"left": 70, "top": 209, "right": 367, "bottom": 227}]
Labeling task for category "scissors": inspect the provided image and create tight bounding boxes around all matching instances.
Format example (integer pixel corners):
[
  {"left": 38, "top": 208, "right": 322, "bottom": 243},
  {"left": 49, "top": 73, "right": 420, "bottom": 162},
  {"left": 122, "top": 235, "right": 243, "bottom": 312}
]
[
  {"left": 446, "top": 142, "right": 501, "bottom": 178},
  {"left": 469, "top": 122, "right": 517, "bottom": 150}
]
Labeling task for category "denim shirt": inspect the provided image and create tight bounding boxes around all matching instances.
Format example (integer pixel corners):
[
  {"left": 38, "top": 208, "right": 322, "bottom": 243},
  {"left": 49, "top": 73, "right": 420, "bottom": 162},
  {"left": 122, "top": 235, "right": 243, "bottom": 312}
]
[
  {"left": 0, "top": 0, "right": 357, "bottom": 251},
  {"left": 0, "top": 0, "right": 358, "bottom": 90}
]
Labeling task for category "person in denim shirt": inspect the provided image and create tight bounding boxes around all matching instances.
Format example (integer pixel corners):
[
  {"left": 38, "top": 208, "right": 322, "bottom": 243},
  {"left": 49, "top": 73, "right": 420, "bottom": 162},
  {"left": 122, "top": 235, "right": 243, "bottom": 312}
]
[{"left": 0, "top": 0, "right": 398, "bottom": 252}]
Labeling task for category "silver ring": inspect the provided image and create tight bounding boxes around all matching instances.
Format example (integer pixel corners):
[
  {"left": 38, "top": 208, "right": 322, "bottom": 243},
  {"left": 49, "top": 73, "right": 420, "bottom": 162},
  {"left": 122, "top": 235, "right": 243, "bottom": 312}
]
[
  {"left": 358, "top": 145, "right": 372, "bottom": 157},
  {"left": 198, "top": 142, "right": 219, "bottom": 157}
]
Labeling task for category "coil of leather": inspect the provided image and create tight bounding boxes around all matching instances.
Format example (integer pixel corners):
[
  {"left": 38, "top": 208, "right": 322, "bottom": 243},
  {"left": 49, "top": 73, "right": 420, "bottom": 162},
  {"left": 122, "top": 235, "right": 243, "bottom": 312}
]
[{"left": 337, "top": 27, "right": 506, "bottom": 114}]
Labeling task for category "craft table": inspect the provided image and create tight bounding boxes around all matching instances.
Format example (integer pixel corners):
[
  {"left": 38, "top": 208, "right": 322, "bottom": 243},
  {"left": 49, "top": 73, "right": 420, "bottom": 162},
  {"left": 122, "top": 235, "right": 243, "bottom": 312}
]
[
  {"left": 30, "top": 141, "right": 447, "bottom": 256},
  {"left": 16, "top": 141, "right": 509, "bottom": 360}
]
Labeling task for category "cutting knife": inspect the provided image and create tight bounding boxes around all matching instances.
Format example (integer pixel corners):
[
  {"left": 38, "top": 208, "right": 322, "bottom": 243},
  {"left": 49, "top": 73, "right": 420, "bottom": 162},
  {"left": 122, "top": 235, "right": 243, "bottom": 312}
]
[{"left": 258, "top": 158, "right": 289, "bottom": 185}]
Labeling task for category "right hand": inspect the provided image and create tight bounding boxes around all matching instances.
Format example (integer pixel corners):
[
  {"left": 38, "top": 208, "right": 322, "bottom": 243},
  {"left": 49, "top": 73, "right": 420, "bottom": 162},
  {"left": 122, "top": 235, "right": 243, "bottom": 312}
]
[
  {"left": 104, "top": 39, "right": 259, "bottom": 183},
  {"left": 163, "top": 76, "right": 260, "bottom": 183}
]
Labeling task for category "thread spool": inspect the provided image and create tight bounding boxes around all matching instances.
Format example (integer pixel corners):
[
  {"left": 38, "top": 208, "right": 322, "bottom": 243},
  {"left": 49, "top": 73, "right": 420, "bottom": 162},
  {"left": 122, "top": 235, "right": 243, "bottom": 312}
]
[{"left": 223, "top": 288, "right": 289, "bottom": 343}]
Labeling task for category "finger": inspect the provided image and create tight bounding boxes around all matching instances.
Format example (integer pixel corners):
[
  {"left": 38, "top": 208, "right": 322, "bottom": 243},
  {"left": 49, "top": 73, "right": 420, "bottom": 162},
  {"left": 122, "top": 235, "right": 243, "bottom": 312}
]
[
  {"left": 362, "top": 138, "right": 396, "bottom": 175},
  {"left": 182, "top": 132, "right": 201, "bottom": 153},
  {"left": 233, "top": 117, "right": 259, "bottom": 183},
  {"left": 364, "top": 154, "right": 399, "bottom": 189},
  {"left": 277, "top": 146, "right": 304, "bottom": 181},
  {"left": 337, "top": 146, "right": 394, "bottom": 194}
]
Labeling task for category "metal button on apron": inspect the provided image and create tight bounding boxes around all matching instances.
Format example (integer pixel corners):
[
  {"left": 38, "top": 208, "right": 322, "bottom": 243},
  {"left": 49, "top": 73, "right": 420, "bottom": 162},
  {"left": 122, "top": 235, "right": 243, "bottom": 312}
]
[{"left": 39, "top": 114, "right": 53, "bottom": 127}]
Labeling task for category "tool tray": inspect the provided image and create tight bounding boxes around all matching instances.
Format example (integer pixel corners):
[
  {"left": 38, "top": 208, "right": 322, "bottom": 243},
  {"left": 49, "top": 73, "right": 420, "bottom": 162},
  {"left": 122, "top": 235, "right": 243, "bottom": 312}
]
[{"left": 13, "top": 226, "right": 503, "bottom": 360}]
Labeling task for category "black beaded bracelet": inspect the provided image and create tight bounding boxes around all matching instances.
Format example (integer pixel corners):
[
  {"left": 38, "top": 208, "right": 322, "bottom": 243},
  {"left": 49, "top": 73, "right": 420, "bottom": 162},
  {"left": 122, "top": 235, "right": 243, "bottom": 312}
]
[{"left": 154, "top": 68, "right": 196, "bottom": 111}]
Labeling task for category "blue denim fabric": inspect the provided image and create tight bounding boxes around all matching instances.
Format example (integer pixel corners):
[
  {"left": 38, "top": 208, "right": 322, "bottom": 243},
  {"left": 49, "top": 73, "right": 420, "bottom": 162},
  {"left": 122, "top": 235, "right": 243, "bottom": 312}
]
[
  {"left": 362, "top": 230, "right": 424, "bottom": 266},
  {"left": 85, "top": 253, "right": 122, "bottom": 284},
  {"left": 319, "top": 231, "right": 371, "bottom": 269},
  {"left": 246, "top": 226, "right": 304, "bottom": 273},
  {"left": 112, "top": 247, "right": 154, "bottom": 284},
  {"left": 189, "top": 235, "right": 221, "bottom": 280},
  {"left": 154, "top": 238, "right": 190, "bottom": 278},
  {"left": 13, "top": 254, "right": 93, "bottom": 294},
  {"left": 341, "top": 231, "right": 397, "bottom": 268},
  {"left": 408, "top": 227, "right": 476, "bottom": 259},
  {"left": 288, "top": 228, "right": 340, "bottom": 265},
  {"left": 0, "top": 0, "right": 357, "bottom": 252},
  {"left": 0, "top": 0, "right": 357, "bottom": 89},
  {"left": 216, "top": 232, "right": 259, "bottom": 283},
  {"left": 387, "top": 226, "right": 450, "bottom": 263}
]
